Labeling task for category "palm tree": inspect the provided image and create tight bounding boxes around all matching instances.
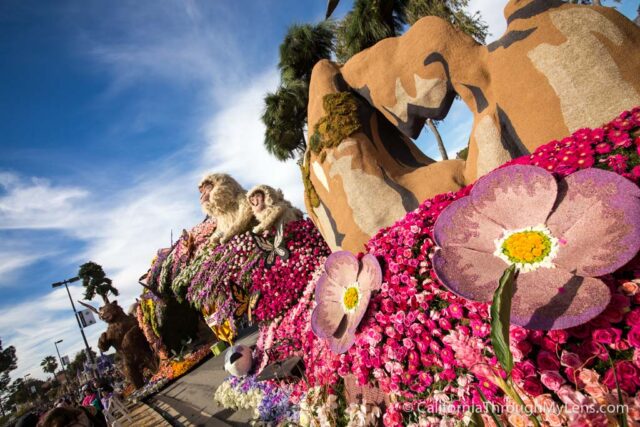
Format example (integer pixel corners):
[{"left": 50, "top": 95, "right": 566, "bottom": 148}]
[
  {"left": 404, "top": 0, "right": 487, "bottom": 43},
  {"left": 262, "top": 80, "right": 309, "bottom": 161},
  {"left": 263, "top": 22, "right": 335, "bottom": 161},
  {"left": 335, "top": 0, "right": 406, "bottom": 63},
  {"left": 40, "top": 356, "right": 57, "bottom": 377},
  {"left": 78, "top": 261, "right": 119, "bottom": 304},
  {"left": 279, "top": 21, "right": 335, "bottom": 85}
]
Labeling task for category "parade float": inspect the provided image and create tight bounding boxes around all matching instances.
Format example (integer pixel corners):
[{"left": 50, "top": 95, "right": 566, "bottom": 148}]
[{"left": 131, "top": 0, "right": 640, "bottom": 425}]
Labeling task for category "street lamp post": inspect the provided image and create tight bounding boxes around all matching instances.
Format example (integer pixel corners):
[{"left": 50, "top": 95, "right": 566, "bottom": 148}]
[
  {"left": 51, "top": 277, "right": 99, "bottom": 379},
  {"left": 54, "top": 340, "right": 64, "bottom": 376}
]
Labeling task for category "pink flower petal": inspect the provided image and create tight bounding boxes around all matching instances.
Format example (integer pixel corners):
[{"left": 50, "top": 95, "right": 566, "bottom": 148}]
[
  {"left": 311, "top": 300, "right": 343, "bottom": 339},
  {"left": 325, "top": 251, "right": 358, "bottom": 287},
  {"left": 357, "top": 254, "right": 382, "bottom": 292},
  {"left": 328, "top": 315, "right": 357, "bottom": 354},
  {"left": 434, "top": 196, "right": 505, "bottom": 253},
  {"left": 432, "top": 246, "right": 508, "bottom": 302},
  {"left": 471, "top": 165, "right": 557, "bottom": 230},
  {"left": 547, "top": 168, "right": 640, "bottom": 277},
  {"left": 314, "top": 273, "right": 341, "bottom": 304},
  {"left": 511, "top": 268, "right": 610, "bottom": 330}
]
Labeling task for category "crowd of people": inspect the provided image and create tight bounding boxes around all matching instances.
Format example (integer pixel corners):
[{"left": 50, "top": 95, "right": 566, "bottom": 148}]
[{"left": 10, "top": 377, "right": 125, "bottom": 427}]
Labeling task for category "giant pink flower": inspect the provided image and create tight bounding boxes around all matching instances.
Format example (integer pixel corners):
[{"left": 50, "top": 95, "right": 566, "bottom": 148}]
[
  {"left": 433, "top": 165, "right": 640, "bottom": 330},
  {"left": 311, "top": 251, "right": 382, "bottom": 353}
]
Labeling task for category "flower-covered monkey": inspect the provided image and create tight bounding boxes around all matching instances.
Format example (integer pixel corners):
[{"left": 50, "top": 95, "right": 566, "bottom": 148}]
[
  {"left": 247, "top": 185, "right": 304, "bottom": 234},
  {"left": 199, "top": 173, "right": 256, "bottom": 244}
]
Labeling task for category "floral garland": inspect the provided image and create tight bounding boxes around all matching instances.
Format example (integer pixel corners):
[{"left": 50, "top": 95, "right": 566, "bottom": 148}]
[
  {"left": 250, "top": 219, "right": 330, "bottom": 323},
  {"left": 214, "top": 375, "right": 298, "bottom": 424},
  {"left": 149, "top": 345, "right": 210, "bottom": 383},
  {"left": 327, "top": 107, "right": 640, "bottom": 426},
  {"left": 299, "top": 386, "right": 382, "bottom": 427}
]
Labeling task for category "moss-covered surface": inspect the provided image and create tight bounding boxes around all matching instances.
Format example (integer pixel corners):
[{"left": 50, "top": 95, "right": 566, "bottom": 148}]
[
  {"left": 303, "top": 92, "right": 361, "bottom": 209},
  {"left": 311, "top": 92, "right": 361, "bottom": 154},
  {"left": 301, "top": 150, "right": 320, "bottom": 208}
]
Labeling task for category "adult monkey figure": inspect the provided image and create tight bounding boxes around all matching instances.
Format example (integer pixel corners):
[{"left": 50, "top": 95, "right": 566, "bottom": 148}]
[
  {"left": 247, "top": 185, "right": 304, "bottom": 234},
  {"left": 305, "top": 0, "right": 640, "bottom": 253},
  {"left": 199, "top": 173, "right": 256, "bottom": 245}
]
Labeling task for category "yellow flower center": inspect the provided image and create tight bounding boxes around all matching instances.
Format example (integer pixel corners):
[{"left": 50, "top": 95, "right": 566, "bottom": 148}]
[
  {"left": 343, "top": 286, "right": 360, "bottom": 311},
  {"left": 501, "top": 231, "right": 551, "bottom": 264}
]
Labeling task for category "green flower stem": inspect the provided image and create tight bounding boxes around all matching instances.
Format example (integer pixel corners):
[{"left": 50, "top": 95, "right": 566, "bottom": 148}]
[
  {"left": 475, "top": 386, "right": 502, "bottom": 427},
  {"left": 495, "top": 376, "right": 540, "bottom": 427},
  {"left": 606, "top": 348, "right": 629, "bottom": 427},
  {"left": 491, "top": 265, "right": 540, "bottom": 427}
]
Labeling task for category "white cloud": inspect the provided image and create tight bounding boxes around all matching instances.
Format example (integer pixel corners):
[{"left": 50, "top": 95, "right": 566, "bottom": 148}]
[
  {"left": 0, "top": 284, "right": 106, "bottom": 380},
  {"left": 0, "top": 173, "right": 89, "bottom": 230},
  {"left": 467, "top": 0, "right": 508, "bottom": 42},
  {"left": 202, "top": 69, "right": 305, "bottom": 209},
  {"left": 0, "top": 250, "right": 46, "bottom": 286}
]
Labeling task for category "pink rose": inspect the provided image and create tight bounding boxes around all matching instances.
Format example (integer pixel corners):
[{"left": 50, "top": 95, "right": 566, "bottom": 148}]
[
  {"left": 540, "top": 370, "right": 565, "bottom": 391},
  {"left": 577, "top": 368, "right": 600, "bottom": 385},
  {"left": 592, "top": 327, "right": 621, "bottom": 345},
  {"left": 547, "top": 330, "right": 568, "bottom": 344},
  {"left": 509, "top": 327, "right": 528, "bottom": 343},
  {"left": 584, "top": 383, "right": 607, "bottom": 398},
  {"left": 517, "top": 360, "right": 537, "bottom": 378},
  {"left": 629, "top": 326, "right": 640, "bottom": 348},
  {"left": 556, "top": 385, "right": 588, "bottom": 407}
]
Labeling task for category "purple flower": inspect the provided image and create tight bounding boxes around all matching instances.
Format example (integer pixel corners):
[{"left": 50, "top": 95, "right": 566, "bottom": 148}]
[
  {"left": 311, "top": 251, "right": 382, "bottom": 353},
  {"left": 433, "top": 165, "right": 640, "bottom": 330}
]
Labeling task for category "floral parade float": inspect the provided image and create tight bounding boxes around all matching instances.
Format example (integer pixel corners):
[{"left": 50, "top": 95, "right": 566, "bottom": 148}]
[
  {"left": 125, "top": 1, "right": 640, "bottom": 423},
  {"left": 130, "top": 106, "right": 640, "bottom": 426}
]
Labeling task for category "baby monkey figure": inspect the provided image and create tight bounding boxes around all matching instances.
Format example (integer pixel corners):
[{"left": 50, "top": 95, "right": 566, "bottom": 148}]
[{"left": 247, "top": 185, "right": 303, "bottom": 234}]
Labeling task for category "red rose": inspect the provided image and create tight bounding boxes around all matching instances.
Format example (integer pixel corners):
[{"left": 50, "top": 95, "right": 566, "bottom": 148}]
[
  {"left": 537, "top": 351, "right": 560, "bottom": 371},
  {"left": 522, "top": 378, "right": 544, "bottom": 397},
  {"left": 626, "top": 309, "right": 640, "bottom": 327}
]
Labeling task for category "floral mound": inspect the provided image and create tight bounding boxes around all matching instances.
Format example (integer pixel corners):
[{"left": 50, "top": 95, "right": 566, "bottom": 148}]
[
  {"left": 129, "top": 345, "right": 211, "bottom": 402},
  {"left": 250, "top": 219, "right": 330, "bottom": 323},
  {"left": 233, "top": 107, "right": 640, "bottom": 426}
]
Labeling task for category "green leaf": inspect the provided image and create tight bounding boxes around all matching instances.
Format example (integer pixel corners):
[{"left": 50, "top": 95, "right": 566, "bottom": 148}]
[
  {"left": 326, "top": 0, "right": 340, "bottom": 19},
  {"left": 490, "top": 264, "right": 516, "bottom": 376},
  {"left": 468, "top": 409, "right": 485, "bottom": 427},
  {"left": 475, "top": 385, "right": 503, "bottom": 427}
]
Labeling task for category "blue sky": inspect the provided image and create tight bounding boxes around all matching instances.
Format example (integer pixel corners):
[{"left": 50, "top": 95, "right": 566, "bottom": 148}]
[{"left": 1, "top": 0, "right": 638, "bottom": 381}]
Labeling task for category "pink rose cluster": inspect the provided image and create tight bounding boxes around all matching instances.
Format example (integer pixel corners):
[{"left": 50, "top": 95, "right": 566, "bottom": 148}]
[
  {"left": 250, "top": 219, "right": 330, "bottom": 323},
  {"left": 329, "top": 107, "right": 640, "bottom": 426},
  {"left": 255, "top": 265, "right": 341, "bottom": 401},
  {"left": 510, "top": 106, "right": 640, "bottom": 183}
]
